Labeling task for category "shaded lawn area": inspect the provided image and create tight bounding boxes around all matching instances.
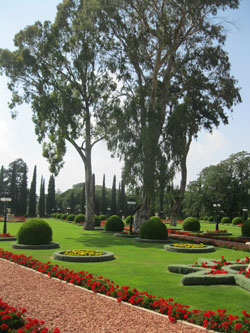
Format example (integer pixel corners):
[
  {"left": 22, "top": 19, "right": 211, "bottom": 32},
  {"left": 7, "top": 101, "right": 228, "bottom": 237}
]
[{"left": 1, "top": 219, "right": 249, "bottom": 317}]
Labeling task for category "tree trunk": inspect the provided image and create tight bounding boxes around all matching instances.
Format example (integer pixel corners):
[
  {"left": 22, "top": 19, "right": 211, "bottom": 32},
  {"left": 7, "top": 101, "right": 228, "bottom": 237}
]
[
  {"left": 133, "top": 196, "right": 151, "bottom": 233},
  {"left": 84, "top": 155, "right": 95, "bottom": 230}
]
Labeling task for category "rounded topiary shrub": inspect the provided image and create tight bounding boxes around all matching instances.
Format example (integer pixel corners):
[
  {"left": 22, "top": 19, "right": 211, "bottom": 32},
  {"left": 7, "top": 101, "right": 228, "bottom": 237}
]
[
  {"left": 221, "top": 217, "right": 231, "bottom": 224},
  {"left": 232, "top": 217, "right": 244, "bottom": 225},
  {"left": 74, "top": 214, "right": 85, "bottom": 224},
  {"left": 99, "top": 214, "right": 107, "bottom": 222},
  {"left": 56, "top": 213, "right": 62, "bottom": 219},
  {"left": 139, "top": 217, "right": 168, "bottom": 240},
  {"left": 95, "top": 215, "right": 101, "bottom": 227},
  {"left": 105, "top": 215, "right": 124, "bottom": 232},
  {"left": 67, "top": 214, "right": 76, "bottom": 222},
  {"left": 61, "top": 213, "right": 68, "bottom": 221},
  {"left": 242, "top": 221, "right": 250, "bottom": 237},
  {"left": 203, "top": 216, "right": 208, "bottom": 221},
  {"left": 182, "top": 217, "right": 200, "bottom": 232},
  {"left": 208, "top": 216, "right": 214, "bottom": 222},
  {"left": 17, "top": 219, "right": 52, "bottom": 245}
]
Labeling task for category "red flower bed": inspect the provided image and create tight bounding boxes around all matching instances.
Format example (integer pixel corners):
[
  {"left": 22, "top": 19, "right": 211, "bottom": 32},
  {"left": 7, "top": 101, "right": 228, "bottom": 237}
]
[
  {"left": 0, "top": 233, "right": 15, "bottom": 238},
  {"left": 0, "top": 298, "right": 59, "bottom": 332},
  {"left": 0, "top": 249, "right": 250, "bottom": 332}
]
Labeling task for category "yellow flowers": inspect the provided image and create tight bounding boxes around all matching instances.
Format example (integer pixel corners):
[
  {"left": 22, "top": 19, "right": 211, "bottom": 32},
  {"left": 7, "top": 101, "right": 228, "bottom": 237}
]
[
  {"left": 63, "top": 249, "right": 105, "bottom": 256},
  {"left": 172, "top": 243, "right": 206, "bottom": 249}
]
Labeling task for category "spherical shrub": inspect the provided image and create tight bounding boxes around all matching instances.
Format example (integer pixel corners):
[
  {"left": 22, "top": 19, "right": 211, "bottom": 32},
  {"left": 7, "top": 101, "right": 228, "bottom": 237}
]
[
  {"left": 99, "top": 214, "right": 107, "bottom": 222},
  {"left": 67, "top": 214, "right": 76, "bottom": 222},
  {"left": 105, "top": 215, "right": 124, "bottom": 232},
  {"left": 232, "top": 217, "right": 244, "bottom": 225},
  {"left": 139, "top": 217, "right": 168, "bottom": 240},
  {"left": 17, "top": 219, "right": 52, "bottom": 245},
  {"left": 74, "top": 214, "right": 85, "bottom": 223},
  {"left": 221, "top": 217, "right": 231, "bottom": 224},
  {"left": 203, "top": 216, "right": 208, "bottom": 221},
  {"left": 208, "top": 216, "right": 214, "bottom": 222},
  {"left": 125, "top": 215, "right": 133, "bottom": 224},
  {"left": 242, "top": 221, "right": 250, "bottom": 237},
  {"left": 182, "top": 217, "right": 200, "bottom": 232},
  {"left": 56, "top": 213, "right": 62, "bottom": 219},
  {"left": 61, "top": 213, "right": 68, "bottom": 220},
  {"left": 95, "top": 215, "right": 101, "bottom": 227}
]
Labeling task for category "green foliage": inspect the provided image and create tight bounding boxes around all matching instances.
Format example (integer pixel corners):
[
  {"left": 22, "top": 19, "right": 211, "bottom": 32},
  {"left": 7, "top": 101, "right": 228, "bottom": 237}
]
[
  {"left": 17, "top": 218, "right": 52, "bottom": 245},
  {"left": 67, "top": 214, "right": 76, "bottom": 222},
  {"left": 232, "top": 217, "right": 244, "bottom": 225},
  {"left": 94, "top": 214, "right": 101, "bottom": 227},
  {"left": 208, "top": 216, "right": 214, "bottom": 222},
  {"left": 221, "top": 217, "right": 231, "bottom": 224},
  {"left": 74, "top": 214, "right": 85, "bottom": 223},
  {"left": 56, "top": 213, "right": 62, "bottom": 219},
  {"left": 61, "top": 213, "right": 68, "bottom": 220},
  {"left": 203, "top": 216, "right": 208, "bottom": 221},
  {"left": 182, "top": 217, "right": 200, "bottom": 232},
  {"left": 105, "top": 215, "right": 124, "bottom": 232},
  {"left": 99, "top": 214, "right": 107, "bottom": 222},
  {"left": 125, "top": 215, "right": 133, "bottom": 224},
  {"left": 139, "top": 217, "right": 168, "bottom": 240},
  {"left": 241, "top": 221, "right": 250, "bottom": 237}
]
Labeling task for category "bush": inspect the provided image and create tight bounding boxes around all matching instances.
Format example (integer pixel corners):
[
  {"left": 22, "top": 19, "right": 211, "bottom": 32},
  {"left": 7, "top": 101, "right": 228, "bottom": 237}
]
[
  {"left": 182, "top": 217, "right": 200, "bottom": 232},
  {"left": 17, "top": 218, "right": 52, "bottom": 245},
  {"left": 95, "top": 215, "right": 101, "bottom": 227},
  {"left": 232, "top": 217, "right": 244, "bottom": 225},
  {"left": 139, "top": 217, "right": 168, "bottom": 240},
  {"left": 61, "top": 213, "right": 68, "bottom": 220},
  {"left": 67, "top": 214, "right": 76, "bottom": 222},
  {"left": 105, "top": 215, "right": 124, "bottom": 232},
  {"left": 203, "top": 216, "right": 208, "bottom": 221},
  {"left": 242, "top": 220, "right": 250, "bottom": 237},
  {"left": 221, "top": 217, "right": 231, "bottom": 224},
  {"left": 99, "top": 214, "right": 107, "bottom": 222},
  {"left": 56, "top": 213, "right": 62, "bottom": 219},
  {"left": 208, "top": 216, "right": 214, "bottom": 222},
  {"left": 125, "top": 215, "right": 133, "bottom": 224},
  {"left": 74, "top": 214, "right": 85, "bottom": 224}
]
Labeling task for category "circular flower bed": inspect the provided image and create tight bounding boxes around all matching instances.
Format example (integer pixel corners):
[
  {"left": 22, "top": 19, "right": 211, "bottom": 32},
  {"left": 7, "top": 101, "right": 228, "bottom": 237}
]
[
  {"left": 12, "top": 242, "right": 60, "bottom": 249},
  {"left": 53, "top": 249, "right": 114, "bottom": 262},
  {"left": 164, "top": 243, "right": 215, "bottom": 253},
  {"left": 0, "top": 233, "right": 17, "bottom": 241}
]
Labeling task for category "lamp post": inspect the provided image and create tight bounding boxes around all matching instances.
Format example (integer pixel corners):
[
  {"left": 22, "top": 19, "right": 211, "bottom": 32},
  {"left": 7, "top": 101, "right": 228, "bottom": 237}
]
[
  {"left": 1, "top": 195, "right": 12, "bottom": 234},
  {"left": 242, "top": 208, "right": 248, "bottom": 222},
  {"left": 107, "top": 207, "right": 111, "bottom": 217},
  {"left": 213, "top": 202, "right": 221, "bottom": 231},
  {"left": 127, "top": 198, "right": 136, "bottom": 234}
]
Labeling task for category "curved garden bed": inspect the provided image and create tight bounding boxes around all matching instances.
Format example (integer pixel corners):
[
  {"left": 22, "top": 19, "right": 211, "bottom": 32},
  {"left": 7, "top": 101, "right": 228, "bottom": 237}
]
[
  {"left": 53, "top": 249, "right": 114, "bottom": 262},
  {"left": 164, "top": 243, "right": 215, "bottom": 253},
  {"left": 115, "top": 232, "right": 138, "bottom": 238},
  {"left": 12, "top": 242, "right": 60, "bottom": 249},
  {"left": 0, "top": 237, "right": 17, "bottom": 241},
  {"left": 134, "top": 238, "right": 173, "bottom": 244}
]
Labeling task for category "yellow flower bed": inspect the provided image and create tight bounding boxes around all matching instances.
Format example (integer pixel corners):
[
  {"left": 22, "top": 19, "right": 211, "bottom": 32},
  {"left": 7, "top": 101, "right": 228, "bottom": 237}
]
[
  {"left": 172, "top": 243, "right": 206, "bottom": 249},
  {"left": 62, "top": 249, "right": 105, "bottom": 256}
]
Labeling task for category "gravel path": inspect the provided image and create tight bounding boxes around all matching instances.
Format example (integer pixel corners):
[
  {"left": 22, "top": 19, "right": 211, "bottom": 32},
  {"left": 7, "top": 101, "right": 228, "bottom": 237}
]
[{"left": 0, "top": 258, "right": 209, "bottom": 333}]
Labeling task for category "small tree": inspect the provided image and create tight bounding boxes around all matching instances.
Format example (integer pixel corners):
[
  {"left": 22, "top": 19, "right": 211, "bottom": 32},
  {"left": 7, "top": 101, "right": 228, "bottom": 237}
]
[{"left": 38, "top": 176, "right": 45, "bottom": 217}]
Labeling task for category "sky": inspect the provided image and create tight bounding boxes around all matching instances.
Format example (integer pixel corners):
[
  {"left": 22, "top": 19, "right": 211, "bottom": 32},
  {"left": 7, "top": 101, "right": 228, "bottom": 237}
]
[{"left": 0, "top": 0, "right": 249, "bottom": 193}]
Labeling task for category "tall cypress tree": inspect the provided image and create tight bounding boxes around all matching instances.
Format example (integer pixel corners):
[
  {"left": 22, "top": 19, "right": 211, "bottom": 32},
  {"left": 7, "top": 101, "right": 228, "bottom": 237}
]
[
  {"left": 18, "top": 164, "right": 28, "bottom": 216},
  {"left": 100, "top": 174, "right": 106, "bottom": 214},
  {"left": 38, "top": 176, "right": 45, "bottom": 217},
  {"left": 80, "top": 183, "right": 86, "bottom": 213},
  {"left": 120, "top": 180, "right": 127, "bottom": 216},
  {"left": 0, "top": 166, "right": 5, "bottom": 214},
  {"left": 46, "top": 175, "right": 56, "bottom": 215},
  {"left": 111, "top": 175, "right": 117, "bottom": 215},
  {"left": 9, "top": 161, "right": 18, "bottom": 214},
  {"left": 28, "top": 166, "right": 37, "bottom": 217}
]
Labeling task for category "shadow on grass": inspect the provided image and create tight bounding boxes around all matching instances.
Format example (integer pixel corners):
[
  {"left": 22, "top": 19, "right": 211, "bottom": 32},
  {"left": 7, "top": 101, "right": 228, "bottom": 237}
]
[{"left": 64, "top": 231, "right": 163, "bottom": 249}]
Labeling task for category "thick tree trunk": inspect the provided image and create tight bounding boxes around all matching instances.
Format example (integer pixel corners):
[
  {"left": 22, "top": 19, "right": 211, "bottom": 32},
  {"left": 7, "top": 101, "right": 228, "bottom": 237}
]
[
  {"left": 84, "top": 152, "right": 95, "bottom": 230},
  {"left": 133, "top": 203, "right": 150, "bottom": 233}
]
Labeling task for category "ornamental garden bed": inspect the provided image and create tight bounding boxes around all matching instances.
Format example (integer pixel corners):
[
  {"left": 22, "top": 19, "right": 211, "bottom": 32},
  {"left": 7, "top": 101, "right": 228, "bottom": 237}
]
[
  {"left": 0, "top": 237, "right": 17, "bottom": 241},
  {"left": 12, "top": 241, "right": 60, "bottom": 249},
  {"left": 53, "top": 249, "right": 114, "bottom": 262},
  {"left": 164, "top": 243, "right": 215, "bottom": 253},
  {"left": 134, "top": 237, "right": 173, "bottom": 244},
  {"left": 114, "top": 232, "right": 138, "bottom": 238}
]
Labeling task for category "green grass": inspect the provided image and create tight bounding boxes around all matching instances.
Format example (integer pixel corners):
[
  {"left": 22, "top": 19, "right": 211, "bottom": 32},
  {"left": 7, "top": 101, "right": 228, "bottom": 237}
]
[{"left": 0, "top": 219, "right": 249, "bottom": 316}]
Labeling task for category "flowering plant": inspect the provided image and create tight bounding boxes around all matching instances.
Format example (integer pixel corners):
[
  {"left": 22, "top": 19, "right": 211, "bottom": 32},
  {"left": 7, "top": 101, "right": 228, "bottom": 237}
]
[
  {"left": 62, "top": 249, "right": 104, "bottom": 256},
  {"left": 1, "top": 248, "right": 250, "bottom": 332},
  {"left": 172, "top": 243, "right": 206, "bottom": 249},
  {"left": 0, "top": 233, "right": 14, "bottom": 238}
]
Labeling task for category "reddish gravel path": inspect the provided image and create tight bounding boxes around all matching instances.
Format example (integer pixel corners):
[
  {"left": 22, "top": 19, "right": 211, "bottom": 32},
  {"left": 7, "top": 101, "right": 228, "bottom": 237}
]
[{"left": 0, "top": 258, "right": 209, "bottom": 333}]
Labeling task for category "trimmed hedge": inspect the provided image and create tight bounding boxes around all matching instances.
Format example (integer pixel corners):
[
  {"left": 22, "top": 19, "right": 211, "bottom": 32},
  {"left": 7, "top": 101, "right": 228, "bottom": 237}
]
[
  {"left": 95, "top": 215, "right": 101, "bottom": 227},
  {"left": 221, "top": 216, "right": 231, "bottom": 224},
  {"left": 17, "top": 218, "right": 52, "bottom": 245},
  {"left": 74, "top": 214, "right": 85, "bottom": 224},
  {"left": 139, "top": 217, "right": 168, "bottom": 240},
  {"left": 61, "top": 213, "right": 68, "bottom": 220},
  {"left": 242, "top": 220, "right": 250, "bottom": 237},
  {"left": 182, "top": 217, "right": 200, "bottom": 232},
  {"left": 99, "top": 214, "right": 107, "bottom": 222},
  {"left": 67, "top": 214, "right": 76, "bottom": 222},
  {"left": 105, "top": 215, "right": 124, "bottom": 232},
  {"left": 232, "top": 217, "right": 244, "bottom": 225}
]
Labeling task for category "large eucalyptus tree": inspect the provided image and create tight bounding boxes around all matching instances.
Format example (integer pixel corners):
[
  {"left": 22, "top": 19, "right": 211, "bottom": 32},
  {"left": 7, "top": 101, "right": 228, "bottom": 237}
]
[{"left": 0, "top": 0, "right": 116, "bottom": 229}]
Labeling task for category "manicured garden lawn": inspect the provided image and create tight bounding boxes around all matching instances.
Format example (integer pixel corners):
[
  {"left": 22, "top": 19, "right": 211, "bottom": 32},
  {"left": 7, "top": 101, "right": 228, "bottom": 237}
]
[{"left": 1, "top": 219, "right": 249, "bottom": 317}]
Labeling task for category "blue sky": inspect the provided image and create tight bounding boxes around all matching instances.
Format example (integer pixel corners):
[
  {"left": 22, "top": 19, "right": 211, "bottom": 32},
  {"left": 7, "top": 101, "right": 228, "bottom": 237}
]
[{"left": 0, "top": 0, "right": 249, "bottom": 192}]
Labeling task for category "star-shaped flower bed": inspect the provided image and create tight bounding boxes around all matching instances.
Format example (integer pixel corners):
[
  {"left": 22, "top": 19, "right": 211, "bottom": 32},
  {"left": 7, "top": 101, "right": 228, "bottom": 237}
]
[{"left": 168, "top": 256, "right": 250, "bottom": 292}]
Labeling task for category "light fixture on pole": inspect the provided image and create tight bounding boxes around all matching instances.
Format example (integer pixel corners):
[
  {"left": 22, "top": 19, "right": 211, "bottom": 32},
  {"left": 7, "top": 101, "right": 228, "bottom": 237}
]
[
  {"left": 1, "top": 195, "right": 12, "bottom": 234},
  {"left": 127, "top": 198, "right": 136, "bottom": 234},
  {"left": 213, "top": 202, "right": 221, "bottom": 231},
  {"left": 242, "top": 208, "right": 248, "bottom": 222}
]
